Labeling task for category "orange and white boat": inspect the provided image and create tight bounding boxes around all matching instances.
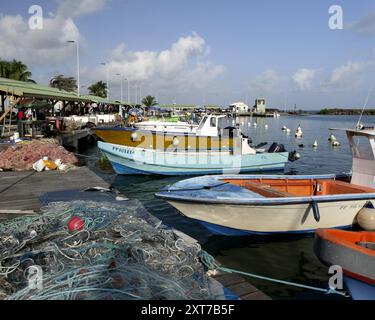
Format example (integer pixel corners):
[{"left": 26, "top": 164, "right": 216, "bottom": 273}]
[
  {"left": 314, "top": 229, "right": 375, "bottom": 300},
  {"left": 315, "top": 229, "right": 375, "bottom": 285},
  {"left": 156, "top": 128, "right": 375, "bottom": 235}
]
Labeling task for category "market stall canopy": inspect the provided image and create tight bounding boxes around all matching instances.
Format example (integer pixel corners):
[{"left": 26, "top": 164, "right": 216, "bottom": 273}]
[
  {"left": 81, "top": 95, "right": 125, "bottom": 106},
  {"left": 0, "top": 78, "right": 113, "bottom": 104},
  {"left": 19, "top": 100, "right": 54, "bottom": 110},
  {"left": 159, "top": 104, "right": 197, "bottom": 110},
  {"left": 0, "top": 77, "right": 90, "bottom": 102},
  {"left": 159, "top": 104, "right": 222, "bottom": 110}
]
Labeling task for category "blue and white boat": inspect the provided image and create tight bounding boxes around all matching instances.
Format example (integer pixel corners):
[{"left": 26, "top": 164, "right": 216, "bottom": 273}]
[
  {"left": 95, "top": 115, "right": 298, "bottom": 176},
  {"left": 97, "top": 141, "right": 293, "bottom": 175}
]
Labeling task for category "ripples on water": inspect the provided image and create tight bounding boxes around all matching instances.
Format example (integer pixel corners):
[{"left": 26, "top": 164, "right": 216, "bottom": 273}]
[{"left": 85, "top": 115, "right": 375, "bottom": 300}]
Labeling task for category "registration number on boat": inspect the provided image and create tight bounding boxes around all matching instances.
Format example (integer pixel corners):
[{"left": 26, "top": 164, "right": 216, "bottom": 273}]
[
  {"left": 112, "top": 146, "right": 135, "bottom": 155},
  {"left": 339, "top": 203, "right": 365, "bottom": 210}
]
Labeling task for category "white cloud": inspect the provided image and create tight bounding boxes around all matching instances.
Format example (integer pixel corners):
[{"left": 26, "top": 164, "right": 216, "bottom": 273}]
[
  {"left": 0, "top": 0, "right": 108, "bottom": 66},
  {"left": 250, "top": 69, "right": 288, "bottom": 93},
  {"left": 293, "top": 68, "right": 317, "bottom": 91},
  {"left": 89, "top": 33, "right": 225, "bottom": 93},
  {"left": 349, "top": 11, "right": 375, "bottom": 36},
  {"left": 57, "top": 0, "right": 107, "bottom": 18},
  {"left": 325, "top": 60, "right": 375, "bottom": 88}
]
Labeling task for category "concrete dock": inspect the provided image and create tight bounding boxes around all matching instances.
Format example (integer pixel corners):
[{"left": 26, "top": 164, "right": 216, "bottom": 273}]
[
  {"left": 0, "top": 167, "right": 110, "bottom": 218},
  {"left": 0, "top": 166, "right": 270, "bottom": 300},
  {"left": 213, "top": 273, "right": 271, "bottom": 300}
]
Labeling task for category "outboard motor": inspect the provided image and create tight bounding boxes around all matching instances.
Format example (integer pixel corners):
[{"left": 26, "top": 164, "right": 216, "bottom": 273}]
[
  {"left": 268, "top": 142, "right": 286, "bottom": 153},
  {"left": 288, "top": 151, "right": 301, "bottom": 162},
  {"left": 268, "top": 143, "right": 300, "bottom": 162}
]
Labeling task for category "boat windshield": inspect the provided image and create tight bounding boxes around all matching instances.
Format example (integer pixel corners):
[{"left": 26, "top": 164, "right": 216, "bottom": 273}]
[
  {"left": 197, "top": 116, "right": 208, "bottom": 130},
  {"left": 351, "top": 136, "right": 375, "bottom": 160}
]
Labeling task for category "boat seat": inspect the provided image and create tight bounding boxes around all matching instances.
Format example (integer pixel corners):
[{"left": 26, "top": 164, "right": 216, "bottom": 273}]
[{"left": 242, "top": 181, "right": 295, "bottom": 198}]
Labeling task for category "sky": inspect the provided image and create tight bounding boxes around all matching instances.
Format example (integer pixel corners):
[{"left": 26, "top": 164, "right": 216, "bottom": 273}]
[{"left": 1, "top": 0, "right": 375, "bottom": 109}]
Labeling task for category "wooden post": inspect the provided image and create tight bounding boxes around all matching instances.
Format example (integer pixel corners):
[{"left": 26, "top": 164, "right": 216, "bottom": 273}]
[
  {"left": 0, "top": 97, "right": 22, "bottom": 123},
  {"left": 0, "top": 93, "right": 4, "bottom": 113}
]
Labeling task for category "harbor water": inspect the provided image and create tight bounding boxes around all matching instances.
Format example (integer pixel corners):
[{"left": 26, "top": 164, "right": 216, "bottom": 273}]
[{"left": 83, "top": 115, "right": 374, "bottom": 300}]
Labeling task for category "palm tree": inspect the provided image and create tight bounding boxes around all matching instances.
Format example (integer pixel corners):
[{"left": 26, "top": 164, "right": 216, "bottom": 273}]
[
  {"left": 142, "top": 95, "right": 158, "bottom": 108},
  {"left": 0, "top": 59, "right": 34, "bottom": 82},
  {"left": 50, "top": 75, "right": 77, "bottom": 92},
  {"left": 88, "top": 81, "right": 107, "bottom": 98},
  {"left": 0, "top": 60, "right": 10, "bottom": 78}
]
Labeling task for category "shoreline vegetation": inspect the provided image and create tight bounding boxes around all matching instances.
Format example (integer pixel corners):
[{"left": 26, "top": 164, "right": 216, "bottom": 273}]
[{"left": 318, "top": 108, "right": 375, "bottom": 115}]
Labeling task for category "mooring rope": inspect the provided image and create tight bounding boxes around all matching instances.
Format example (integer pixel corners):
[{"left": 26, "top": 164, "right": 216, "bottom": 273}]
[{"left": 199, "top": 251, "right": 349, "bottom": 298}]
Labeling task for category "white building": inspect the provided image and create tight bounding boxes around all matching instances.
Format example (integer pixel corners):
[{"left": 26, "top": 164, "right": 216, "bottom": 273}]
[{"left": 230, "top": 102, "right": 250, "bottom": 114}]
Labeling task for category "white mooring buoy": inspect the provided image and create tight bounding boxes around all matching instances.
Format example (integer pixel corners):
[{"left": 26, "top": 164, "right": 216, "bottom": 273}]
[
  {"left": 329, "top": 134, "right": 337, "bottom": 142},
  {"left": 331, "top": 140, "right": 341, "bottom": 147},
  {"left": 357, "top": 207, "right": 375, "bottom": 231}
]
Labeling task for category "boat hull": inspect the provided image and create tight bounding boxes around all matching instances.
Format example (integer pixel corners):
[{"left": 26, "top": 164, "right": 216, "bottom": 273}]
[
  {"left": 166, "top": 200, "right": 367, "bottom": 234},
  {"left": 98, "top": 141, "right": 289, "bottom": 176},
  {"left": 344, "top": 277, "right": 375, "bottom": 300},
  {"left": 93, "top": 127, "right": 234, "bottom": 151},
  {"left": 314, "top": 229, "right": 375, "bottom": 285}
]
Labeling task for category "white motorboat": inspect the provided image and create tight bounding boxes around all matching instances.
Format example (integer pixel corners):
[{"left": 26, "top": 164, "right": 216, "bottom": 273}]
[{"left": 95, "top": 114, "right": 299, "bottom": 175}]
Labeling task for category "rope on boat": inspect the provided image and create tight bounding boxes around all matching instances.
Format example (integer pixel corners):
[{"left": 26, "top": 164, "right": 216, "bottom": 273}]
[{"left": 199, "top": 251, "right": 349, "bottom": 298}]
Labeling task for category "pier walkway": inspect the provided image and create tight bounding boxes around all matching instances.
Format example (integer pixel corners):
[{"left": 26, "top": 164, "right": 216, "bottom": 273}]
[{"left": 0, "top": 167, "right": 110, "bottom": 218}]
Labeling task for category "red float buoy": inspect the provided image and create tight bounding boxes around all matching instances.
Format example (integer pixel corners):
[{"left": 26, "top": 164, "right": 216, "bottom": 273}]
[{"left": 68, "top": 217, "right": 85, "bottom": 232}]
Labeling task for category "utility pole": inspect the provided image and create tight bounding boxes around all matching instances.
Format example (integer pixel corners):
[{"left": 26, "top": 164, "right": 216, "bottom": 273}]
[{"left": 67, "top": 40, "right": 80, "bottom": 96}]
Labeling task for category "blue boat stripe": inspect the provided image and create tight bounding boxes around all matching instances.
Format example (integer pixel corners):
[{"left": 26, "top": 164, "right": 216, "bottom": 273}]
[
  {"left": 195, "top": 219, "right": 352, "bottom": 236},
  {"left": 109, "top": 160, "right": 285, "bottom": 176}
]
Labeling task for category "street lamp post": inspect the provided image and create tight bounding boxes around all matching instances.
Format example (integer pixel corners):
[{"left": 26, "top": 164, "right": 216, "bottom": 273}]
[
  {"left": 67, "top": 40, "right": 80, "bottom": 96},
  {"left": 116, "top": 73, "right": 124, "bottom": 104},
  {"left": 129, "top": 80, "right": 132, "bottom": 106},
  {"left": 125, "top": 78, "right": 130, "bottom": 105},
  {"left": 101, "top": 62, "right": 110, "bottom": 99}
]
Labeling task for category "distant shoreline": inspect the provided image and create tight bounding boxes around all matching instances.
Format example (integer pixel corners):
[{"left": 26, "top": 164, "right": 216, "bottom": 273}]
[{"left": 317, "top": 108, "right": 375, "bottom": 115}]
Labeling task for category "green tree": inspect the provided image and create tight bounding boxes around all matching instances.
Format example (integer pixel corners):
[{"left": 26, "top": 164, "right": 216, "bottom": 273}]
[
  {"left": 88, "top": 81, "right": 108, "bottom": 98},
  {"left": 0, "top": 59, "right": 34, "bottom": 82},
  {"left": 142, "top": 95, "right": 158, "bottom": 107},
  {"left": 50, "top": 75, "right": 77, "bottom": 92}
]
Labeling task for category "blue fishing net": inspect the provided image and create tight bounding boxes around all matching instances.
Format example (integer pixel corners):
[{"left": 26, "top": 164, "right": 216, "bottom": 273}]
[{"left": 0, "top": 200, "right": 212, "bottom": 300}]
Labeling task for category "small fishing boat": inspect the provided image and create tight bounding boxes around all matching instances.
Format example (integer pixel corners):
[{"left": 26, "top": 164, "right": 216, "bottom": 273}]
[
  {"left": 155, "top": 128, "right": 375, "bottom": 234},
  {"left": 314, "top": 229, "right": 375, "bottom": 300},
  {"left": 156, "top": 174, "right": 375, "bottom": 235},
  {"left": 94, "top": 114, "right": 298, "bottom": 175}
]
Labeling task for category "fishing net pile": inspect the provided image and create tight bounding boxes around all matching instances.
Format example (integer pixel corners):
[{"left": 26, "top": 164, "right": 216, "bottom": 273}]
[
  {"left": 0, "top": 200, "right": 212, "bottom": 300},
  {"left": 0, "top": 139, "right": 78, "bottom": 171}
]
